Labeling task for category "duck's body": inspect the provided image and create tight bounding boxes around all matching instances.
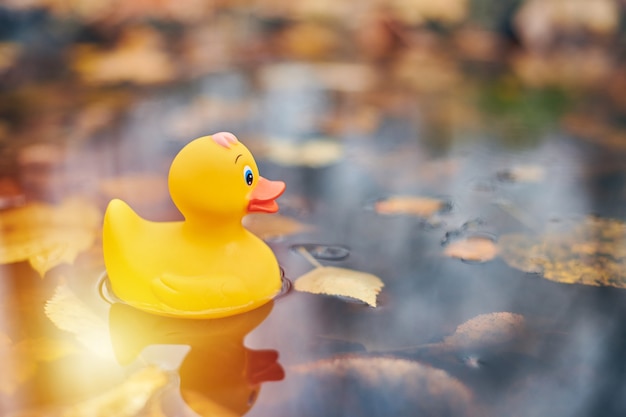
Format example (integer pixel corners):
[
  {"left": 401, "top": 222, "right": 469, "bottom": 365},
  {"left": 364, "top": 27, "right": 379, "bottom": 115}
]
[{"left": 103, "top": 133, "right": 285, "bottom": 318}]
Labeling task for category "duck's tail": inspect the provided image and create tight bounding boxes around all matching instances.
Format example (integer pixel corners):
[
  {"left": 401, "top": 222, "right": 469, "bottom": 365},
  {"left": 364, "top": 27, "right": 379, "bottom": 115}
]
[{"left": 103, "top": 199, "right": 144, "bottom": 272}]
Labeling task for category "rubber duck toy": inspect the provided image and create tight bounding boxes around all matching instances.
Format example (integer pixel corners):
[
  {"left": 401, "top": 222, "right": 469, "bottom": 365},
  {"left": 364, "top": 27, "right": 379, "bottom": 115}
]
[{"left": 103, "top": 132, "right": 286, "bottom": 319}]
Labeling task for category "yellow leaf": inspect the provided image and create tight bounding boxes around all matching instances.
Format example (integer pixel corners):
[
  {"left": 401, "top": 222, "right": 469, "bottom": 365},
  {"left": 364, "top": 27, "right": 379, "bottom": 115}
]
[
  {"left": 263, "top": 139, "right": 343, "bottom": 168},
  {"left": 60, "top": 366, "right": 168, "bottom": 417},
  {"left": 243, "top": 213, "right": 311, "bottom": 240},
  {"left": 375, "top": 196, "right": 445, "bottom": 217},
  {"left": 45, "top": 284, "right": 115, "bottom": 359},
  {"left": 444, "top": 236, "right": 499, "bottom": 262},
  {"left": 0, "top": 198, "right": 100, "bottom": 275},
  {"left": 0, "top": 335, "right": 76, "bottom": 396},
  {"left": 294, "top": 266, "right": 384, "bottom": 307}
]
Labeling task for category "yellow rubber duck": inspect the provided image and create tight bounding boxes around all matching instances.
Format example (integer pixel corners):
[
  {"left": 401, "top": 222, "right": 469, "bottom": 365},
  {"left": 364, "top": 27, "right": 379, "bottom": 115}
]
[{"left": 103, "top": 132, "right": 286, "bottom": 319}]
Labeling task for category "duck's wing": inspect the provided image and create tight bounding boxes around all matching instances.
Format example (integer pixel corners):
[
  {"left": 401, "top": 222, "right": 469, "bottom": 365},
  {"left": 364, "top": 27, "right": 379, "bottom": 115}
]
[{"left": 151, "top": 273, "right": 252, "bottom": 312}]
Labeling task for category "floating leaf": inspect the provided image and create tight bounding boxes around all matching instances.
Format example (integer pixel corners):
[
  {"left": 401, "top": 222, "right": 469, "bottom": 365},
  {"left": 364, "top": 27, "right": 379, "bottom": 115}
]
[
  {"left": 294, "top": 267, "right": 384, "bottom": 307},
  {"left": 45, "top": 284, "right": 114, "bottom": 359},
  {"left": 0, "top": 198, "right": 101, "bottom": 276},
  {"left": 0, "top": 335, "right": 77, "bottom": 395},
  {"left": 499, "top": 216, "right": 626, "bottom": 287},
  {"left": 287, "top": 356, "right": 474, "bottom": 417},
  {"left": 294, "top": 247, "right": 384, "bottom": 306},
  {"left": 386, "top": 312, "right": 531, "bottom": 360},
  {"left": 243, "top": 213, "right": 311, "bottom": 240},
  {"left": 442, "top": 312, "right": 528, "bottom": 350},
  {"left": 375, "top": 196, "right": 446, "bottom": 217},
  {"left": 263, "top": 139, "right": 343, "bottom": 168},
  {"left": 444, "top": 236, "right": 498, "bottom": 263},
  {"left": 60, "top": 366, "right": 168, "bottom": 417}
]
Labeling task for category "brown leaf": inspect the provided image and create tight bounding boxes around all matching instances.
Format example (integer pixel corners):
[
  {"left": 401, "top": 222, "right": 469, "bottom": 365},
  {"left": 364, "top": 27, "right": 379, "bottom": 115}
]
[
  {"left": 0, "top": 198, "right": 101, "bottom": 275},
  {"left": 442, "top": 312, "right": 528, "bottom": 350},
  {"left": 262, "top": 139, "right": 343, "bottom": 168},
  {"left": 444, "top": 237, "right": 499, "bottom": 263},
  {"left": 375, "top": 196, "right": 445, "bottom": 217},
  {"left": 294, "top": 266, "right": 384, "bottom": 307},
  {"left": 498, "top": 216, "right": 626, "bottom": 288},
  {"left": 59, "top": 366, "right": 168, "bottom": 417},
  {"left": 45, "top": 284, "right": 114, "bottom": 358},
  {"left": 288, "top": 355, "right": 474, "bottom": 417},
  {"left": 243, "top": 213, "right": 311, "bottom": 240}
]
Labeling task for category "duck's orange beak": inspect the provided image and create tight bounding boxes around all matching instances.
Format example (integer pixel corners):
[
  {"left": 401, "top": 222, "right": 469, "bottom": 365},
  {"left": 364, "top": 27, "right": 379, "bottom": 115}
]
[{"left": 248, "top": 177, "right": 286, "bottom": 213}]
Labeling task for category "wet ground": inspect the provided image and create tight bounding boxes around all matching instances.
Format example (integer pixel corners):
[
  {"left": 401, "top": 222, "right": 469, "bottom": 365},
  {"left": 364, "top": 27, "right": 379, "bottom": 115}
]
[{"left": 1, "top": 2, "right": 626, "bottom": 416}]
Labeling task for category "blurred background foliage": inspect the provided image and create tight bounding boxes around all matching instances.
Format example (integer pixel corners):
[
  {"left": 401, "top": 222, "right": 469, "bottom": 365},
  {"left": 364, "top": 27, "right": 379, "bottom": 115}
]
[{"left": 0, "top": 0, "right": 624, "bottom": 167}]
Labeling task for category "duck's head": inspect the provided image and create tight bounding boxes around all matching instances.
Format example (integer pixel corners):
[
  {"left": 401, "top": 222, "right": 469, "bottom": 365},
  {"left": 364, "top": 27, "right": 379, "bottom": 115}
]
[{"left": 168, "top": 132, "right": 285, "bottom": 220}]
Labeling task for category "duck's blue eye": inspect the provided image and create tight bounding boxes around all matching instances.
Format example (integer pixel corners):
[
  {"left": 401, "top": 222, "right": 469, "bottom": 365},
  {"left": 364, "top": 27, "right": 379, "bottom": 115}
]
[{"left": 243, "top": 165, "right": 254, "bottom": 186}]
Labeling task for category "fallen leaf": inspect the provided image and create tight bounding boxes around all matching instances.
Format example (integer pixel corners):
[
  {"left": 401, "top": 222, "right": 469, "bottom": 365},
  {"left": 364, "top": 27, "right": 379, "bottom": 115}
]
[
  {"left": 287, "top": 355, "right": 474, "bottom": 417},
  {"left": 60, "top": 366, "right": 168, "bottom": 417},
  {"left": 72, "top": 28, "right": 176, "bottom": 85},
  {"left": 0, "top": 197, "right": 101, "bottom": 275},
  {"left": 279, "top": 22, "right": 340, "bottom": 60},
  {"left": 0, "top": 335, "right": 77, "bottom": 395},
  {"left": 243, "top": 213, "right": 311, "bottom": 240},
  {"left": 0, "top": 42, "right": 20, "bottom": 72},
  {"left": 514, "top": 0, "right": 619, "bottom": 50},
  {"left": 444, "top": 236, "right": 499, "bottom": 262},
  {"left": 497, "top": 165, "right": 546, "bottom": 183},
  {"left": 375, "top": 196, "right": 446, "bottom": 217},
  {"left": 263, "top": 139, "right": 343, "bottom": 168},
  {"left": 294, "top": 266, "right": 384, "bottom": 307},
  {"left": 385, "top": 312, "right": 531, "bottom": 360},
  {"left": 442, "top": 312, "right": 528, "bottom": 350},
  {"left": 498, "top": 216, "right": 626, "bottom": 287},
  {"left": 45, "top": 284, "right": 114, "bottom": 359}
]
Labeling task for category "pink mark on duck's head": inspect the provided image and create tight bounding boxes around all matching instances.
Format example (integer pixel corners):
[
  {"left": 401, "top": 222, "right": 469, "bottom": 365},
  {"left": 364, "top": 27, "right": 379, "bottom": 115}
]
[{"left": 212, "top": 132, "right": 239, "bottom": 148}]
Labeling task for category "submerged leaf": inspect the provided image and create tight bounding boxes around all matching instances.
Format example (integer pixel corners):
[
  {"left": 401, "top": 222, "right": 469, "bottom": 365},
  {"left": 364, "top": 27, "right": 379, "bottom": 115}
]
[
  {"left": 60, "top": 366, "right": 168, "bottom": 417},
  {"left": 444, "top": 237, "right": 498, "bottom": 263},
  {"left": 294, "top": 266, "right": 384, "bottom": 307},
  {"left": 263, "top": 139, "right": 343, "bottom": 168},
  {"left": 442, "top": 312, "right": 528, "bottom": 350},
  {"left": 45, "top": 284, "right": 114, "bottom": 358},
  {"left": 288, "top": 355, "right": 474, "bottom": 417},
  {"left": 499, "top": 216, "right": 626, "bottom": 287},
  {"left": 243, "top": 213, "right": 311, "bottom": 240},
  {"left": 0, "top": 198, "right": 101, "bottom": 275},
  {"left": 375, "top": 196, "right": 445, "bottom": 217}
]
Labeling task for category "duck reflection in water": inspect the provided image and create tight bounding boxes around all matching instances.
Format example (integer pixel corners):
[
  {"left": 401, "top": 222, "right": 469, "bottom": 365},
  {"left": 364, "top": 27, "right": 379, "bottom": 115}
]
[{"left": 108, "top": 300, "right": 284, "bottom": 416}]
